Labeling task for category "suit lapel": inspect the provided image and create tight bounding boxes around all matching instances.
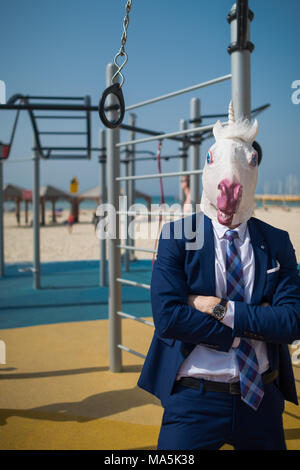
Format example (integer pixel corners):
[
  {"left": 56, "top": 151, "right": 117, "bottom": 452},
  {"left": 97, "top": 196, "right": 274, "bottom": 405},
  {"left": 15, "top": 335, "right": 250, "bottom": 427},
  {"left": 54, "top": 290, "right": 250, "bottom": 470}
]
[
  {"left": 195, "top": 215, "right": 268, "bottom": 302},
  {"left": 196, "top": 215, "right": 216, "bottom": 296},
  {"left": 247, "top": 217, "right": 268, "bottom": 304}
]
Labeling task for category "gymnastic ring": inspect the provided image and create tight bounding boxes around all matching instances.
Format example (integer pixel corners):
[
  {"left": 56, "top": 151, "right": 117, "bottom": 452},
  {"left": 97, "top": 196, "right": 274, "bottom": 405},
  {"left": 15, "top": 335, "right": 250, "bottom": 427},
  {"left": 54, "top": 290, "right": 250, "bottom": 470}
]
[{"left": 98, "top": 83, "right": 125, "bottom": 129}]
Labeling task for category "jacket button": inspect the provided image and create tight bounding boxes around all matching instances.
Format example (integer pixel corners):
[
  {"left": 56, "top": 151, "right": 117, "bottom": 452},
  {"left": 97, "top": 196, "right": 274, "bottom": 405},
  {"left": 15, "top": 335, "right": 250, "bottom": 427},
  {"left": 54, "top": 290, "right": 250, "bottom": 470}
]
[{"left": 182, "top": 348, "right": 189, "bottom": 356}]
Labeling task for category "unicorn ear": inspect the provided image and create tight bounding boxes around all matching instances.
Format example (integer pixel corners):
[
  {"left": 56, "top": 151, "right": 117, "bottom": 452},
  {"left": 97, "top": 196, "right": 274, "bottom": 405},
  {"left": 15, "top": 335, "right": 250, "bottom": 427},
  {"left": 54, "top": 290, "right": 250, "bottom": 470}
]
[
  {"left": 213, "top": 120, "right": 223, "bottom": 141},
  {"left": 249, "top": 119, "right": 258, "bottom": 143}
]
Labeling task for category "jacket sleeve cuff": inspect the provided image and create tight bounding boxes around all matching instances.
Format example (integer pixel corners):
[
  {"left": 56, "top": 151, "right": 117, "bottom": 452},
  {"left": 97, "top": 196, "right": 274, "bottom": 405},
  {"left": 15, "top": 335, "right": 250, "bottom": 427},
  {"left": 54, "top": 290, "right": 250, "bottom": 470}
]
[{"left": 221, "top": 301, "right": 240, "bottom": 348}]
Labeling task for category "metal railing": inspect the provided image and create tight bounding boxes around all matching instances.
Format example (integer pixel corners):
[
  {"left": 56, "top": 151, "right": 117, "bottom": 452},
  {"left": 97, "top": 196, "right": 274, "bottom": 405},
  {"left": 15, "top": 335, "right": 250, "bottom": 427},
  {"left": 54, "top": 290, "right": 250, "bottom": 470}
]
[
  {"left": 125, "top": 74, "right": 232, "bottom": 111},
  {"left": 116, "top": 123, "right": 217, "bottom": 148},
  {"left": 116, "top": 168, "right": 203, "bottom": 181}
]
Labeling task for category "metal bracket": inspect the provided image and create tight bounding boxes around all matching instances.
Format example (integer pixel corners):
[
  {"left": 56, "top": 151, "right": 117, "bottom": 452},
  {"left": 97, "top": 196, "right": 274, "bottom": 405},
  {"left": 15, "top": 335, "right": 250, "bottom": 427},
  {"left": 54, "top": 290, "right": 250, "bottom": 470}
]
[{"left": 227, "top": 0, "right": 255, "bottom": 55}]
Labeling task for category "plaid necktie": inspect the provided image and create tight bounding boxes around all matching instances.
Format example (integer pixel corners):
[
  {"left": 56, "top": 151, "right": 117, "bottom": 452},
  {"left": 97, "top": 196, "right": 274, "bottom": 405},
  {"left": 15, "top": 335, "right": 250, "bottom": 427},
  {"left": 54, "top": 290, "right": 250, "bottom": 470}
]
[{"left": 225, "top": 230, "right": 264, "bottom": 411}]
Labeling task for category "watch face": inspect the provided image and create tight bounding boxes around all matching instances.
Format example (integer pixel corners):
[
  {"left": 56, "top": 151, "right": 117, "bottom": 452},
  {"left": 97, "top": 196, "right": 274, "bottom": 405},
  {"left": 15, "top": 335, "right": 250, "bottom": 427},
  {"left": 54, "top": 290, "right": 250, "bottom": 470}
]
[{"left": 213, "top": 304, "right": 225, "bottom": 320}]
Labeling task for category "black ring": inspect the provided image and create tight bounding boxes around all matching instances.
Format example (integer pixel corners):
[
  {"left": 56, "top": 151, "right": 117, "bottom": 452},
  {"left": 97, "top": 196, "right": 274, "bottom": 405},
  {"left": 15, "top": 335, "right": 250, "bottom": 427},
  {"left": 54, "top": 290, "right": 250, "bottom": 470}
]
[
  {"left": 253, "top": 141, "right": 262, "bottom": 166},
  {"left": 98, "top": 83, "right": 125, "bottom": 129}
]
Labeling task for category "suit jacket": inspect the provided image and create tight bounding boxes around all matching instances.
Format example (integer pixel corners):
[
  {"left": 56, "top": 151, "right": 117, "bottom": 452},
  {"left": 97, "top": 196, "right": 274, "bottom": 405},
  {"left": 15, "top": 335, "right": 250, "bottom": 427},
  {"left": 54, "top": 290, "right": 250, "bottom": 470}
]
[{"left": 138, "top": 213, "right": 300, "bottom": 406}]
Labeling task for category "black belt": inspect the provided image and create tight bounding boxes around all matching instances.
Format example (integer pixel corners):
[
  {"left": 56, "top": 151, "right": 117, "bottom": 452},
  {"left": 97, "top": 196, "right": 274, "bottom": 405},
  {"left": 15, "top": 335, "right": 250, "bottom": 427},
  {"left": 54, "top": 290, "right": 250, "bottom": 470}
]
[{"left": 177, "top": 369, "right": 278, "bottom": 395}]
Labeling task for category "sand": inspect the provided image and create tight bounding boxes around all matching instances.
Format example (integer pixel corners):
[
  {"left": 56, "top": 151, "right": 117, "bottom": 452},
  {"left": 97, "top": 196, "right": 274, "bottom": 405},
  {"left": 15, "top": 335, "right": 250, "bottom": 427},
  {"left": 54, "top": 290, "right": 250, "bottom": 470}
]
[{"left": 3, "top": 206, "right": 300, "bottom": 263}]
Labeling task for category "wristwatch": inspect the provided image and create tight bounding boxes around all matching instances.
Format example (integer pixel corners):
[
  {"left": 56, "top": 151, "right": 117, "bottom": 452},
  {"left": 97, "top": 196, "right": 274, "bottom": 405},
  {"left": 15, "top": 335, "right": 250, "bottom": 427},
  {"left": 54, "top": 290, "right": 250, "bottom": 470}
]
[{"left": 211, "top": 298, "right": 227, "bottom": 321}]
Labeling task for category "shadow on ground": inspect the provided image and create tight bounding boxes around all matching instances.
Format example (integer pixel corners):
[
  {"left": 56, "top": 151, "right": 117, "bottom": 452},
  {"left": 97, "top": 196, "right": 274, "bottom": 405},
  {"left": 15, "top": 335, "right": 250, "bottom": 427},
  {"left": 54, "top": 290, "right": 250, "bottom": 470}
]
[{"left": 0, "top": 385, "right": 160, "bottom": 425}]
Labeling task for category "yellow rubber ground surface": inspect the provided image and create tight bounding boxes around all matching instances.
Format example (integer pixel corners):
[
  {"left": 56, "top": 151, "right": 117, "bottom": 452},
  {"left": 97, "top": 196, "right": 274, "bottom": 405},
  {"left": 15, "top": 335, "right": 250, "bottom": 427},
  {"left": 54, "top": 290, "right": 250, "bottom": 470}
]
[{"left": 0, "top": 320, "right": 299, "bottom": 450}]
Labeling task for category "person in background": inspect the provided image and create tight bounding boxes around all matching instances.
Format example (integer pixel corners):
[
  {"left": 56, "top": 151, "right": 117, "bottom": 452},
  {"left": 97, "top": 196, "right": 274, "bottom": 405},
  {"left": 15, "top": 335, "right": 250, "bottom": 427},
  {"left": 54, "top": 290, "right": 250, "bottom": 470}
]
[
  {"left": 67, "top": 212, "right": 75, "bottom": 234},
  {"left": 181, "top": 175, "right": 191, "bottom": 213},
  {"left": 92, "top": 211, "right": 101, "bottom": 233}
]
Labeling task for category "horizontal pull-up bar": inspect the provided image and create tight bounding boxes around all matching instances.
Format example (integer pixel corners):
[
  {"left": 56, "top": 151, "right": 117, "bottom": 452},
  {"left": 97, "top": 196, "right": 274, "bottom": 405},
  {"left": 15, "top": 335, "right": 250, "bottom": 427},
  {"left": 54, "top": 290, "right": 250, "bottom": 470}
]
[
  {"left": 116, "top": 123, "right": 216, "bottom": 148},
  {"left": 41, "top": 154, "right": 90, "bottom": 160},
  {"left": 117, "top": 244, "right": 157, "bottom": 254},
  {"left": 0, "top": 103, "right": 96, "bottom": 111},
  {"left": 190, "top": 103, "right": 271, "bottom": 123},
  {"left": 120, "top": 123, "right": 193, "bottom": 144},
  {"left": 38, "top": 131, "right": 87, "bottom": 135},
  {"left": 117, "top": 311, "right": 154, "bottom": 327},
  {"left": 117, "top": 211, "right": 186, "bottom": 217},
  {"left": 36, "top": 146, "right": 105, "bottom": 151},
  {"left": 120, "top": 153, "right": 188, "bottom": 163},
  {"left": 125, "top": 74, "right": 232, "bottom": 111},
  {"left": 22, "top": 95, "right": 86, "bottom": 101},
  {"left": 116, "top": 277, "right": 151, "bottom": 290},
  {"left": 117, "top": 344, "right": 146, "bottom": 360},
  {"left": 35, "top": 115, "right": 86, "bottom": 119},
  {"left": 116, "top": 168, "right": 203, "bottom": 181}
]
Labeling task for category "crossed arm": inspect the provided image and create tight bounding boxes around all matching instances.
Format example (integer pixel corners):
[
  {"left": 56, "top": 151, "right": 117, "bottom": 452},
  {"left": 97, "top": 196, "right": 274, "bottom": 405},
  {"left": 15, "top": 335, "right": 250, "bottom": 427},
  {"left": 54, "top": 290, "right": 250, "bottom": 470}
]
[{"left": 151, "top": 223, "right": 300, "bottom": 349}]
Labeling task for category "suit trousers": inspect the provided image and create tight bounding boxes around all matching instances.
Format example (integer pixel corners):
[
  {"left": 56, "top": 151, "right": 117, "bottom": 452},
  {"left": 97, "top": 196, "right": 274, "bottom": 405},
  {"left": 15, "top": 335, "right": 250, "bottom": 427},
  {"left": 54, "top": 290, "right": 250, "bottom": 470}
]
[{"left": 157, "top": 379, "right": 286, "bottom": 450}]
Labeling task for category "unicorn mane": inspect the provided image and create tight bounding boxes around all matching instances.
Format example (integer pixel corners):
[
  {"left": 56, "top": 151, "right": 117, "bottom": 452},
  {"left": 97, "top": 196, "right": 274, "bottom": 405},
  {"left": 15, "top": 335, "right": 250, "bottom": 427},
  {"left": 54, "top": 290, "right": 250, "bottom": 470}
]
[{"left": 213, "top": 101, "right": 258, "bottom": 143}]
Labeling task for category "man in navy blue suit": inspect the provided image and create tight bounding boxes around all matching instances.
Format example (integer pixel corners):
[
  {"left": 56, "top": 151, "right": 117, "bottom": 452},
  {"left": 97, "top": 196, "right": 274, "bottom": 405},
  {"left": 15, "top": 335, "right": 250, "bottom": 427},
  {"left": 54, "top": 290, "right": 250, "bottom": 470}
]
[{"left": 138, "top": 106, "right": 300, "bottom": 450}]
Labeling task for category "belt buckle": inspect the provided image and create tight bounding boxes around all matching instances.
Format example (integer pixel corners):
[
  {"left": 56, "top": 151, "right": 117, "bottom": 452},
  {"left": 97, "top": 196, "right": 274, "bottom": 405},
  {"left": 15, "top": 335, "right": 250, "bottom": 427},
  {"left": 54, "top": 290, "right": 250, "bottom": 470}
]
[{"left": 229, "top": 381, "right": 240, "bottom": 395}]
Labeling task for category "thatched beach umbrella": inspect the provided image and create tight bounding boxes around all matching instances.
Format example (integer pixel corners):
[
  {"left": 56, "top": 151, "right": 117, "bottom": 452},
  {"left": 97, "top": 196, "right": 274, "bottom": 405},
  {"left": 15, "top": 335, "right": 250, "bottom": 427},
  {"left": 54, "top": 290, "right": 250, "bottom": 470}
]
[
  {"left": 39, "top": 185, "right": 72, "bottom": 225},
  {"left": 3, "top": 183, "right": 26, "bottom": 225},
  {"left": 78, "top": 185, "right": 152, "bottom": 210}
]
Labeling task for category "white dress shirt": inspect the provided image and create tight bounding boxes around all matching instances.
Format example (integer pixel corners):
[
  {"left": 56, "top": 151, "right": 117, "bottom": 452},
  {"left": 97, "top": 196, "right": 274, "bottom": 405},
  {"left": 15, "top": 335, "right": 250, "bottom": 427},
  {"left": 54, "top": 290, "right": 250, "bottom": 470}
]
[{"left": 177, "top": 219, "right": 269, "bottom": 383}]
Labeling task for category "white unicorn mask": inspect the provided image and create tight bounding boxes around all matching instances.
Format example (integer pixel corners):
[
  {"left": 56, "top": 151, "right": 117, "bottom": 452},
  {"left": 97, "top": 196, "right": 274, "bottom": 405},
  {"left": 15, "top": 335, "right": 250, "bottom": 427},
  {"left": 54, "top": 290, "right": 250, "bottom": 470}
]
[{"left": 200, "top": 101, "right": 259, "bottom": 227}]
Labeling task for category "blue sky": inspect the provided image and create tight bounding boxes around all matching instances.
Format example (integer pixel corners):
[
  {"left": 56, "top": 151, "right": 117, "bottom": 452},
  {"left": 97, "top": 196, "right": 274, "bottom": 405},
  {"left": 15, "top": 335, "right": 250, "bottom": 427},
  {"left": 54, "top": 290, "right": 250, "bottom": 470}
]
[{"left": 0, "top": 0, "right": 299, "bottom": 197}]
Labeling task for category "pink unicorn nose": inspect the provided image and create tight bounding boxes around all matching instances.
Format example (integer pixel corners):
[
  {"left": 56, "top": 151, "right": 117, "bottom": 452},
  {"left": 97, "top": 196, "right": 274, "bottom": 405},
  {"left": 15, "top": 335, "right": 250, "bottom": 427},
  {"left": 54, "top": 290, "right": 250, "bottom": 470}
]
[{"left": 217, "top": 179, "right": 242, "bottom": 212}]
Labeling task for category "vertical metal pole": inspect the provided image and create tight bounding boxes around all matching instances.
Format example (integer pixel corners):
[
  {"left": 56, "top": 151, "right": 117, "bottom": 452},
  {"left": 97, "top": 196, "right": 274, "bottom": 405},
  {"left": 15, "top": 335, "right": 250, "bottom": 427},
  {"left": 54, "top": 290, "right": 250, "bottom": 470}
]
[
  {"left": 228, "top": 1, "right": 254, "bottom": 120},
  {"left": 178, "top": 119, "right": 187, "bottom": 206},
  {"left": 85, "top": 95, "right": 92, "bottom": 159},
  {"left": 0, "top": 161, "right": 4, "bottom": 277},
  {"left": 99, "top": 129, "right": 107, "bottom": 287},
  {"left": 106, "top": 63, "right": 122, "bottom": 372},
  {"left": 128, "top": 113, "right": 136, "bottom": 260},
  {"left": 190, "top": 98, "right": 201, "bottom": 212},
  {"left": 33, "top": 144, "right": 40, "bottom": 289},
  {"left": 124, "top": 149, "right": 130, "bottom": 272}
]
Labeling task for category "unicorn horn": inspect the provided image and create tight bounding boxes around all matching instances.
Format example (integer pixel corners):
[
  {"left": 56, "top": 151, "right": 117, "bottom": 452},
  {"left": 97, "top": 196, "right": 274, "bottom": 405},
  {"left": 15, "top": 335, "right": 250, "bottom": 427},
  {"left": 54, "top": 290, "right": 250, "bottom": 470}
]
[{"left": 228, "top": 100, "right": 235, "bottom": 124}]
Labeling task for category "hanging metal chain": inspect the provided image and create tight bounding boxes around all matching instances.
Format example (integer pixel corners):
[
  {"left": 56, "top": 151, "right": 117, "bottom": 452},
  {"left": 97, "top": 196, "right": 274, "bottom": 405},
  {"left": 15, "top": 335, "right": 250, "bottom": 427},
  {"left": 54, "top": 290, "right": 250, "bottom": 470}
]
[
  {"left": 112, "top": 0, "right": 132, "bottom": 87},
  {"left": 98, "top": 0, "right": 132, "bottom": 128}
]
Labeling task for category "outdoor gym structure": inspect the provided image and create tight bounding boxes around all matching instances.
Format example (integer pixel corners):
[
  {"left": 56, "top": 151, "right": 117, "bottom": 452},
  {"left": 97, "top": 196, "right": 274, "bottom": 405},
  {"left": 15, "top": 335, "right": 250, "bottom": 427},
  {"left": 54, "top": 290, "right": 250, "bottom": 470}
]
[{"left": 0, "top": 1, "right": 269, "bottom": 371}]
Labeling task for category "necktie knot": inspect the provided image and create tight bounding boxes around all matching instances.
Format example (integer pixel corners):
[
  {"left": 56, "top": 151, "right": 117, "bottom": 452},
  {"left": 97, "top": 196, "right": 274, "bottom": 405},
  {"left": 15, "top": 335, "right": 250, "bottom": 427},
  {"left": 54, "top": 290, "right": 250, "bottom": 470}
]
[{"left": 224, "top": 230, "right": 239, "bottom": 244}]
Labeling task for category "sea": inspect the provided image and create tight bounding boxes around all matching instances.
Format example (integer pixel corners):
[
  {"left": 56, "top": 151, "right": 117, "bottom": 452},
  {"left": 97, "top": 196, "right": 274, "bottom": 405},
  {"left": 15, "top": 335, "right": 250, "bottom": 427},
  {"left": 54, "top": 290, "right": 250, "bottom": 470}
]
[{"left": 3, "top": 195, "right": 300, "bottom": 213}]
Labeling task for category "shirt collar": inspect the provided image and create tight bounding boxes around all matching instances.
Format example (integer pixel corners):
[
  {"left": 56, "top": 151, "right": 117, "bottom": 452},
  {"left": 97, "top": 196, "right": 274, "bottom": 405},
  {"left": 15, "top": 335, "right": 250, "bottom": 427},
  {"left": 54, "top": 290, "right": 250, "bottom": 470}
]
[{"left": 212, "top": 219, "right": 248, "bottom": 242}]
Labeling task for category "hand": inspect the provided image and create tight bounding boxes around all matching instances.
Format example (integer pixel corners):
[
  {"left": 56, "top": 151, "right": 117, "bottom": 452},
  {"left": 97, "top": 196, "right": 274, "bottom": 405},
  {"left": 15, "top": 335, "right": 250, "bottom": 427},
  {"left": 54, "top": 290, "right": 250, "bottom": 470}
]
[{"left": 188, "top": 295, "right": 226, "bottom": 315}]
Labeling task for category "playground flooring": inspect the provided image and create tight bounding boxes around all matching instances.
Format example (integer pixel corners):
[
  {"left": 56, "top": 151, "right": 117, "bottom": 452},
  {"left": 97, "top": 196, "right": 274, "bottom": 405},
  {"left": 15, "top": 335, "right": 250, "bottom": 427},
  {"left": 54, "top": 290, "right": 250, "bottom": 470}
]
[{"left": 0, "top": 260, "right": 299, "bottom": 450}]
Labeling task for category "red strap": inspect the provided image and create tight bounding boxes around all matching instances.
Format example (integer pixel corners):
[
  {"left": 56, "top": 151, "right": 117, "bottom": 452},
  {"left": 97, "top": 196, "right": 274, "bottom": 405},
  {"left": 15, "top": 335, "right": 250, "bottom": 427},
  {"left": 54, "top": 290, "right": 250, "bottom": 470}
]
[{"left": 156, "top": 141, "right": 165, "bottom": 204}]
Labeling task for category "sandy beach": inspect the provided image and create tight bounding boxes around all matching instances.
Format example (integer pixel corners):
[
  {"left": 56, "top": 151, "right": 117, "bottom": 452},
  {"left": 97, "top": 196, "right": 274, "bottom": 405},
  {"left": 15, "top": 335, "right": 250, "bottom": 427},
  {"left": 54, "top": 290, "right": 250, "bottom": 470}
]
[{"left": 3, "top": 206, "right": 300, "bottom": 263}]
